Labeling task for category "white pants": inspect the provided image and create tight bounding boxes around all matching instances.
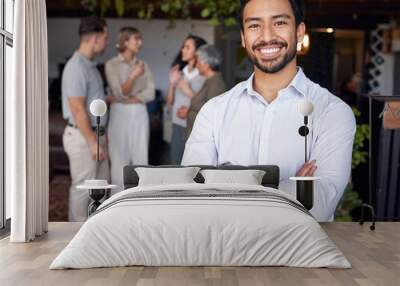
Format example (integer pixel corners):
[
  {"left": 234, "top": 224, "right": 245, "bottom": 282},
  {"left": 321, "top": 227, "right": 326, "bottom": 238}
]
[
  {"left": 63, "top": 126, "right": 110, "bottom": 222},
  {"left": 108, "top": 103, "right": 149, "bottom": 192}
]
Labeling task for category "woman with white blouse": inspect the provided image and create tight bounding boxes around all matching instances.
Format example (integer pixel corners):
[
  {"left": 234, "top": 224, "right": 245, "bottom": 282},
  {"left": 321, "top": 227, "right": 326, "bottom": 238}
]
[
  {"left": 166, "top": 35, "right": 207, "bottom": 164},
  {"left": 105, "top": 27, "right": 155, "bottom": 191}
]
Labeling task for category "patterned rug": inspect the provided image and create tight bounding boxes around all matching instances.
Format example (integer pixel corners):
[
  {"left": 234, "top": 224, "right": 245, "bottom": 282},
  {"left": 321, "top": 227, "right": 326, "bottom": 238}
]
[{"left": 49, "top": 175, "right": 70, "bottom": 222}]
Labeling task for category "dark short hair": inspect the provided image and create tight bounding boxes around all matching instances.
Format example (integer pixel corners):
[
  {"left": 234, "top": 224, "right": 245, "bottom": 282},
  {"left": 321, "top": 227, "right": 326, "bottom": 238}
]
[
  {"left": 79, "top": 16, "right": 107, "bottom": 37},
  {"left": 238, "top": 0, "right": 304, "bottom": 30}
]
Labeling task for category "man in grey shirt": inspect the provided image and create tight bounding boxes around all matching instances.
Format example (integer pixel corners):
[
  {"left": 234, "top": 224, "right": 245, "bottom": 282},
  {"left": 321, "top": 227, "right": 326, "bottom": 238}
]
[{"left": 62, "top": 16, "right": 110, "bottom": 222}]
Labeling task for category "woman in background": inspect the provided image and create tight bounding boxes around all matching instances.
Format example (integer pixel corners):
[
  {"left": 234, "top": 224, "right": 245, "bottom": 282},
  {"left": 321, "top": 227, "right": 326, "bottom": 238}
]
[
  {"left": 105, "top": 27, "right": 155, "bottom": 191},
  {"left": 177, "top": 45, "right": 227, "bottom": 138},
  {"left": 166, "top": 35, "right": 207, "bottom": 164}
]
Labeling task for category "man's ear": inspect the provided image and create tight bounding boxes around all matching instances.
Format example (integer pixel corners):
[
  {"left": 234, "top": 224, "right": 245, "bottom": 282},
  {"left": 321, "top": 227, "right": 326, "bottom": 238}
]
[
  {"left": 85, "top": 34, "right": 96, "bottom": 45},
  {"left": 297, "top": 22, "right": 306, "bottom": 44},
  {"left": 240, "top": 30, "right": 245, "bottom": 48},
  {"left": 94, "top": 33, "right": 102, "bottom": 44}
]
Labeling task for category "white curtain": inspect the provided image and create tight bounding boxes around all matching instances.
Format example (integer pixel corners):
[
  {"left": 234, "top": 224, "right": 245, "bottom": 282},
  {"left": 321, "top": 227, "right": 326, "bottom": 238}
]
[{"left": 8, "top": 0, "right": 49, "bottom": 242}]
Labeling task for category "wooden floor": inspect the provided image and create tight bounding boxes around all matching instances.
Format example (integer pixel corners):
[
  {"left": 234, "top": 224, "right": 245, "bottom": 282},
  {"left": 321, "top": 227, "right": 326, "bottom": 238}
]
[{"left": 0, "top": 222, "right": 399, "bottom": 286}]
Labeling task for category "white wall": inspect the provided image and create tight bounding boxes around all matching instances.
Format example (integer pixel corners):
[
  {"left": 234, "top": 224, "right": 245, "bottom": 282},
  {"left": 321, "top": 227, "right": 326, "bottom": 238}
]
[{"left": 47, "top": 18, "right": 215, "bottom": 97}]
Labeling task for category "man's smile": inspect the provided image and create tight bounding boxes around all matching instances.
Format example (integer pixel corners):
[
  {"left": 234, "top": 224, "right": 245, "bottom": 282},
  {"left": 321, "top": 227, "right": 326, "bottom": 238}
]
[{"left": 253, "top": 41, "right": 287, "bottom": 61}]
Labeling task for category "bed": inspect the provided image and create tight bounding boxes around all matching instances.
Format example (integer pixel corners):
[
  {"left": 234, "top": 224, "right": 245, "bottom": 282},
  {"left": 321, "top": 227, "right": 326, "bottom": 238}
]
[{"left": 50, "top": 165, "right": 350, "bottom": 269}]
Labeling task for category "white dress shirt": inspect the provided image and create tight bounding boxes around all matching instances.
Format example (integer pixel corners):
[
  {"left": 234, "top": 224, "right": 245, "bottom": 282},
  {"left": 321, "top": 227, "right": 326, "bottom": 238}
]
[{"left": 182, "top": 68, "right": 356, "bottom": 221}]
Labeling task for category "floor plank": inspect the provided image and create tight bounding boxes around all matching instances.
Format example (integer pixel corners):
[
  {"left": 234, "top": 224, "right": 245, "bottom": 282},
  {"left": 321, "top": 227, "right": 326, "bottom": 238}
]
[{"left": 0, "top": 222, "right": 399, "bottom": 286}]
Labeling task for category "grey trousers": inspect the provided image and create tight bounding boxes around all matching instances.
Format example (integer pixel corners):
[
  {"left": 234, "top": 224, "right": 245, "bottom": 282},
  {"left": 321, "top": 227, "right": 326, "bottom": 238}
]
[
  {"left": 170, "top": 124, "right": 186, "bottom": 165},
  {"left": 63, "top": 126, "right": 110, "bottom": 222}
]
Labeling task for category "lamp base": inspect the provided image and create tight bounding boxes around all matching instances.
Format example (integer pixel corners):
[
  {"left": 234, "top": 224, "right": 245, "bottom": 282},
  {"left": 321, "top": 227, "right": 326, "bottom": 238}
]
[
  {"left": 290, "top": 177, "right": 319, "bottom": 211},
  {"left": 296, "top": 180, "right": 314, "bottom": 210},
  {"left": 88, "top": 188, "right": 107, "bottom": 216}
]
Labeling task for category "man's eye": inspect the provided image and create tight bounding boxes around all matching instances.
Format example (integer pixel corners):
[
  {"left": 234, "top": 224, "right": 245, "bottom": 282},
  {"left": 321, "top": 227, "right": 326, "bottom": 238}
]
[
  {"left": 248, "top": 24, "right": 260, "bottom": 30},
  {"left": 275, "top": 21, "right": 287, "bottom": 26}
]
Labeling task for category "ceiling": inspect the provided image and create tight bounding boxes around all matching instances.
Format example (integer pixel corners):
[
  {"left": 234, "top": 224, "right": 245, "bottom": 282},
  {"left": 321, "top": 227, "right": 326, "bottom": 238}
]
[{"left": 46, "top": 0, "right": 400, "bottom": 29}]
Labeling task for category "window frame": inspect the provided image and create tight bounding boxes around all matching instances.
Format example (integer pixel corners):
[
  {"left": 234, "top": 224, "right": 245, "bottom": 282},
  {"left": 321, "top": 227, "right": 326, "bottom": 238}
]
[{"left": 0, "top": 0, "right": 13, "bottom": 230}]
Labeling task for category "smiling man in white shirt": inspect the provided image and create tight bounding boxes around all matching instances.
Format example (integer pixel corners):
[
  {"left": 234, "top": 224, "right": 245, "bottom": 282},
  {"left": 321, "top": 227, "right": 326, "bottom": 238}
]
[{"left": 182, "top": 0, "right": 356, "bottom": 221}]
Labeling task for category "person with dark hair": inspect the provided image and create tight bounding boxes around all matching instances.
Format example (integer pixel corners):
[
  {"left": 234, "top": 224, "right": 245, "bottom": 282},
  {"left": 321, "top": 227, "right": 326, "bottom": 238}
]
[
  {"left": 176, "top": 45, "right": 227, "bottom": 137},
  {"left": 61, "top": 16, "right": 109, "bottom": 221},
  {"left": 166, "top": 35, "right": 207, "bottom": 164},
  {"left": 182, "top": 0, "right": 356, "bottom": 222},
  {"left": 170, "top": 35, "right": 208, "bottom": 71},
  {"left": 105, "top": 27, "right": 155, "bottom": 191},
  {"left": 238, "top": 0, "right": 304, "bottom": 30}
]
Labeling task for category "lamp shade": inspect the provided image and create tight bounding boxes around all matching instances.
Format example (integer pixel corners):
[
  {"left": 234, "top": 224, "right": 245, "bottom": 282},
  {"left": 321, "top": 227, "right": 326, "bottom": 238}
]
[
  {"left": 90, "top": 99, "right": 107, "bottom": 117},
  {"left": 298, "top": 99, "right": 314, "bottom": 116}
]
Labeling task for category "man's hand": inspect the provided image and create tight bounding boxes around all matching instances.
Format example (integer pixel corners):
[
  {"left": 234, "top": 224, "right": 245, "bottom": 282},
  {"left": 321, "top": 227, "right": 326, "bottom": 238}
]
[
  {"left": 129, "top": 62, "right": 145, "bottom": 80},
  {"left": 296, "top": 160, "right": 317, "bottom": 177},
  {"left": 177, "top": 106, "right": 189, "bottom": 119},
  {"left": 89, "top": 141, "right": 107, "bottom": 161},
  {"left": 169, "top": 65, "right": 182, "bottom": 86}
]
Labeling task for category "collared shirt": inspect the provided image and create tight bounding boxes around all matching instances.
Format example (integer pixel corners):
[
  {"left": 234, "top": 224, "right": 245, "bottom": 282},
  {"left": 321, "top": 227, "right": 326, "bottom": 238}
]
[
  {"left": 62, "top": 51, "right": 108, "bottom": 127},
  {"left": 182, "top": 68, "right": 356, "bottom": 221},
  {"left": 172, "top": 66, "right": 205, "bottom": 127},
  {"left": 105, "top": 54, "right": 155, "bottom": 103}
]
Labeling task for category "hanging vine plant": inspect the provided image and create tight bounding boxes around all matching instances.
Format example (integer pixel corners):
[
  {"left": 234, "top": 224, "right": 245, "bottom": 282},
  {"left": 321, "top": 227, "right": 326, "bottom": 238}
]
[
  {"left": 80, "top": 0, "right": 241, "bottom": 27},
  {"left": 80, "top": 0, "right": 98, "bottom": 12}
]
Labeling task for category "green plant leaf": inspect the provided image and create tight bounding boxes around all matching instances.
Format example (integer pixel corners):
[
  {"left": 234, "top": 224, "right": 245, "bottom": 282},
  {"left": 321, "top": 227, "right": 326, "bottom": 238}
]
[
  {"left": 224, "top": 17, "right": 237, "bottom": 27},
  {"left": 81, "top": 0, "right": 98, "bottom": 12},
  {"left": 208, "top": 17, "right": 220, "bottom": 26},
  {"left": 134, "top": 0, "right": 242, "bottom": 28},
  {"left": 115, "top": 0, "right": 125, "bottom": 17},
  {"left": 100, "top": 0, "right": 111, "bottom": 16},
  {"left": 138, "top": 9, "right": 146, "bottom": 19},
  {"left": 201, "top": 8, "right": 211, "bottom": 18},
  {"left": 146, "top": 5, "right": 154, "bottom": 19},
  {"left": 335, "top": 183, "right": 362, "bottom": 221},
  {"left": 161, "top": 3, "right": 170, "bottom": 13},
  {"left": 351, "top": 108, "right": 370, "bottom": 170},
  {"left": 99, "top": 0, "right": 240, "bottom": 28}
]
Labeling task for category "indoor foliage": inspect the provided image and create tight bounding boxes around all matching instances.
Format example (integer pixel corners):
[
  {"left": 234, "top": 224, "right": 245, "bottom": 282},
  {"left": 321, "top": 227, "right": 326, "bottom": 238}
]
[
  {"left": 80, "top": 0, "right": 240, "bottom": 26},
  {"left": 335, "top": 108, "right": 369, "bottom": 221}
]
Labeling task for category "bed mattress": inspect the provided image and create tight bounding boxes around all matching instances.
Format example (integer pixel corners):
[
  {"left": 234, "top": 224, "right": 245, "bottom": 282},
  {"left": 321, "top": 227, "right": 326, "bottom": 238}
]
[{"left": 50, "top": 183, "right": 351, "bottom": 269}]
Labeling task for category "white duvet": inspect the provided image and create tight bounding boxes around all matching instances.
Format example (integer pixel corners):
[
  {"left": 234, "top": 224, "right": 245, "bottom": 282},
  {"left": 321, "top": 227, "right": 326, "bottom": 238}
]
[{"left": 50, "top": 183, "right": 351, "bottom": 269}]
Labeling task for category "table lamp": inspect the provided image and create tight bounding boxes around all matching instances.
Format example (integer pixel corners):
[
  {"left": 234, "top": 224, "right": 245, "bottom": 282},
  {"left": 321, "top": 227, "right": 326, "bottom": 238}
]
[
  {"left": 90, "top": 99, "right": 107, "bottom": 161},
  {"left": 78, "top": 99, "right": 116, "bottom": 216},
  {"left": 290, "top": 99, "right": 318, "bottom": 211}
]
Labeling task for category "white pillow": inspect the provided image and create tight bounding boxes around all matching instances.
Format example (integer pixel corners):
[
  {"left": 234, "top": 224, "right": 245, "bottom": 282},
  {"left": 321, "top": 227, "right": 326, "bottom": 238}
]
[
  {"left": 135, "top": 167, "right": 201, "bottom": 186},
  {"left": 200, "top": 169, "right": 266, "bottom": 185}
]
